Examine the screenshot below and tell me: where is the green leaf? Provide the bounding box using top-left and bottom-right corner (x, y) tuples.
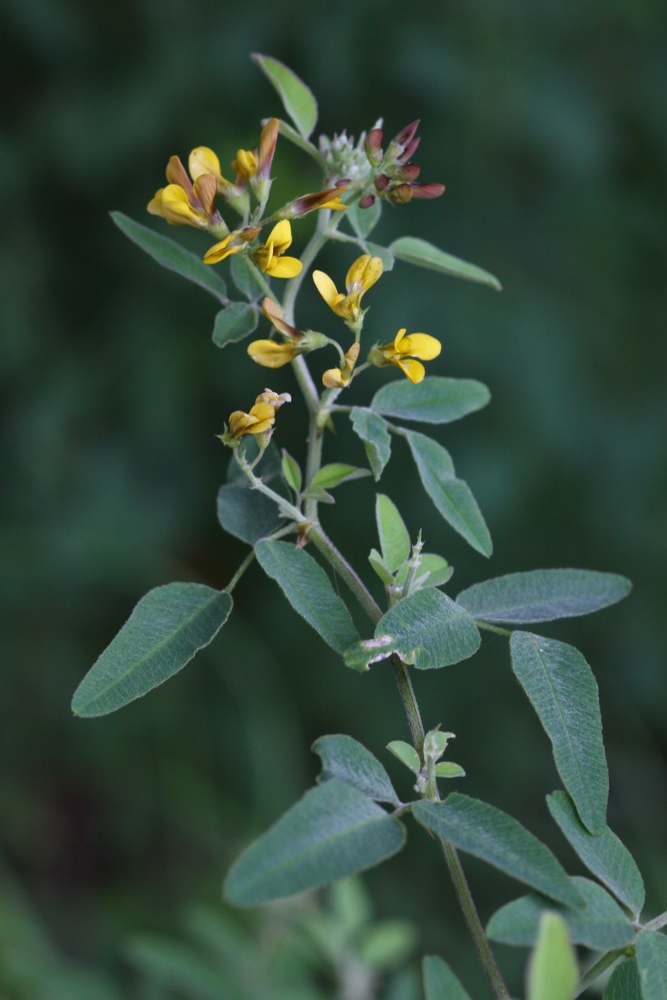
(369, 548), (395, 585)
(226, 438), (281, 483)
(313, 734), (399, 805)
(636, 931), (667, 1000)
(387, 740), (421, 775)
(366, 241), (395, 272)
(216, 483), (283, 545)
(372, 377), (491, 425)
(251, 53), (318, 138)
(311, 463), (372, 489)
(229, 254), (269, 302)
(223, 778), (406, 906)
(406, 431), (492, 557)
(487, 877), (635, 950)
(126, 937), (226, 1000)
(527, 912), (578, 1000)
(376, 494), (411, 573)
(413, 794), (584, 908)
(457, 569), (632, 624)
(302, 484), (336, 504)
(350, 408), (392, 480)
(344, 589), (480, 673)
(435, 762), (465, 778)
(360, 921), (417, 969)
(603, 959), (642, 999)
(390, 236), (502, 290)
(255, 540), (360, 654)
(395, 554), (453, 589)
(72, 585), (233, 717)
(422, 955), (472, 1000)
(211, 302), (258, 347)
(271, 117), (322, 160)
(547, 791), (645, 914)
(510, 633), (609, 835)
(347, 197), (382, 239)
(281, 450), (302, 493)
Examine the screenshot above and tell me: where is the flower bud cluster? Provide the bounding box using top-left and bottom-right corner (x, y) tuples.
(361, 120), (445, 208)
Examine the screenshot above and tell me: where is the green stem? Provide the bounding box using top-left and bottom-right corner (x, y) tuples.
(308, 525), (382, 625)
(391, 655), (425, 756)
(476, 621), (512, 638)
(572, 948), (630, 998)
(644, 910), (667, 931)
(224, 550), (255, 594)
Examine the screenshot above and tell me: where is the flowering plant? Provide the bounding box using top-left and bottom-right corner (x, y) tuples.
(71, 54), (664, 999)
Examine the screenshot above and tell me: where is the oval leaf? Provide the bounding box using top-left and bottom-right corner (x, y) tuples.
(387, 740), (421, 775)
(406, 431), (492, 557)
(372, 377), (491, 425)
(230, 254), (269, 302)
(255, 540), (360, 654)
(311, 464), (371, 489)
(487, 877), (635, 950)
(395, 554), (453, 589)
(547, 791), (645, 914)
(422, 956), (472, 1000)
(313, 734), (399, 804)
(603, 958), (642, 1000)
(212, 303), (258, 347)
(251, 53), (318, 138)
(217, 483), (283, 545)
(376, 494), (411, 573)
(111, 212), (228, 303)
(457, 569), (632, 624)
(413, 794), (583, 908)
(527, 913), (578, 1000)
(390, 236), (501, 290)
(224, 779), (406, 906)
(72, 585), (233, 717)
(510, 633), (609, 835)
(350, 408), (392, 480)
(635, 931), (667, 1000)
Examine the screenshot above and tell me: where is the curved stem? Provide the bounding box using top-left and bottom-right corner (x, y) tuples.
(308, 524), (383, 625)
(573, 948), (630, 998)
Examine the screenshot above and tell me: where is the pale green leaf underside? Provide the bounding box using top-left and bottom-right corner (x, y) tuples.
(255, 540), (360, 654)
(72, 584), (233, 717)
(603, 958), (642, 999)
(387, 740), (421, 775)
(230, 254), (268, 302)
(111, 212), (228, 304)
(510, 632), (609, 835)
(311, 463), (371, 489)
(372, 377), (490, 425)
(376, 494), (411, 573)
(457, 569), (632, 624)
(313, 734), (399, 805)
(347, 197), (382, 239)
(252, 53), (318, 138)
(217, 483), (283, 545)
(212, 303), (258, 347)
(390, 236), (502, 290)
(223, 779), (406, 906)
(527, 913), (578, 1000)
(422, 955), (472, 1000)
(487, 876), (635, 950)
(350, 408), (392, 480)
(636, 931), (667, 1000)
(547, 791), (645, 914)
(413, 794), (583, 908)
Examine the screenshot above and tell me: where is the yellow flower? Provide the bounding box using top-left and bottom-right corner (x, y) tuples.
(232, 148), (258, 182)
(252, 221), (302, 278)
(188, 146), (236, 199)
(322, 343), (361, 389)
(313, 255), (383, 322)
(247, 341), (302, 368)
(372, 328), (441, 384)
(203, 226), (262, 265)
(224, 389), (291, 444)
(147, 183), (210, 229)
(261, 298), (303, 340)
(286, 185), (350, 217)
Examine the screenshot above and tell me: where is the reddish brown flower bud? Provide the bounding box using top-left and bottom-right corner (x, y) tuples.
(258, 118), (279, 181)
(336, 178), (351, 187)
(359, 194), (376, 209)
(364, 128), (384, 166)
(393, 120), (420, 147)
(374, 174), (390, 192)
(386, 183), (414, 204)
(392, 163), (421, 182)
(166, 155), (198, 206)
(192, 172), (218, 217)
(411, 183), (445, 199)
(239, 226), (263, 240)
(397, 137), (421, 163)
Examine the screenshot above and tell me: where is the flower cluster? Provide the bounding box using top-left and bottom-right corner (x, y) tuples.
(220, 389), (291, 448)
(363, 121), (445, 207)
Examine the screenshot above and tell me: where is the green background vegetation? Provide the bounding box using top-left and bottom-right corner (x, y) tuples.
(1, 0), (666, 995)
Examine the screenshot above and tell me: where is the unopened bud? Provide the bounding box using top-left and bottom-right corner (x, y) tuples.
(359, 194), (376, 209)
(386, 183), (414, 204)
(364, 128), (384, 167)
(391, 163), (421, 183)
(411, 183), (445, 199)
(374, 174), (390, 192)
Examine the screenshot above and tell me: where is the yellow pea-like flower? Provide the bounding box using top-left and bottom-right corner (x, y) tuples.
(247, 340), (302, 369)
(252, 221), (302, 279)
(232, 148), (259, 182)
(312, 254), (383, 322)
(228, 402), (276, 438)
(373, 328), (441, 384)
(147, 184), (209, 229)
(322, 343), (361, 389)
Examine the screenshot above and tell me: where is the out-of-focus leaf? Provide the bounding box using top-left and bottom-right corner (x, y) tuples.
(111, 212), (228, 303)
(527, 913), (578, 1000)
(350, 408), (392, 480)
(212, 302), (258, 347)
(413, 794), (583, 908)
(347, 197), (382, 238)
(125, 936), (226, 1000)
(510, 633), (608, 835)
(603, 959), (642, 999)
(422, 955), (472, 1000)
(224, 779), (406, 905)
(372, 377), (490, 425)
(252, 53), (318, 138)
(390, 236), (501, 290)
(312, 734), (399, 804)
(635, 931), (667, 1000)
(281, 450), (302, 493)
(360, 921), (417, 969)
(71, 585), (232, 717)
(217, 483), (284, 545)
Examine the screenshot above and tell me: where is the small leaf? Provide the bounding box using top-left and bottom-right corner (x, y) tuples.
(487, 877), (636, 950)
(395, 554), (453, 589)
(350, 408), (392, 480)
(110, 212), (228, 304)
(217, 483), (283, 545)
(390, 236), (501, 290)
(369, 549), (395, 586)
(457, 569), (632, 624)
(126, 936), (227, 1000)
(547, 791), (645, 914)
(527, 912), (578, 1000)
(347, 197), (383, 239)
(422, 955), (472, 1000)
(229, 254), (270, 302)
(251, 53), (318, 138)
(223, 779), (406, 905)
(212, 303), (258, 347)
(255, 540), (360, 654)
(376, 494), (411, 573)
(344, 589), (480, 672)
(413, 794), (584, 908)
(387, 740), (421, 775)
(635, 931), (667, 1000)
(360, 921), (417, 969)
(603, 959), (642, 1000)
(281, 450), (302, 493)
(510, 633), (609, 835)
(302, 485), (335, 504)
(311, 463), (372, 489)
(435, 762), (465, 778)
(72, 585), (233, 717)
(406, 431), (492, 557)
(372, 377), (491, 425)
(366, 242), (394, 272)
(313, 734), (399, 804)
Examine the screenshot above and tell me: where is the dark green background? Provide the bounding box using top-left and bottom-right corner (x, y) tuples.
(1, 0), (666, 995)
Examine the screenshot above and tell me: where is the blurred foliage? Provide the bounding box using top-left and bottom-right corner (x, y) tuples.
(1, 0), (666, 996)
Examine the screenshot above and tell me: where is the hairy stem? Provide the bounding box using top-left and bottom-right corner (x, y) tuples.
(644, 910), (667, 931)
(572, 948), (630, 997)
(308, 525), (383, 625)
(224, 550), (255, 594)
(391, 655), (425, 755)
